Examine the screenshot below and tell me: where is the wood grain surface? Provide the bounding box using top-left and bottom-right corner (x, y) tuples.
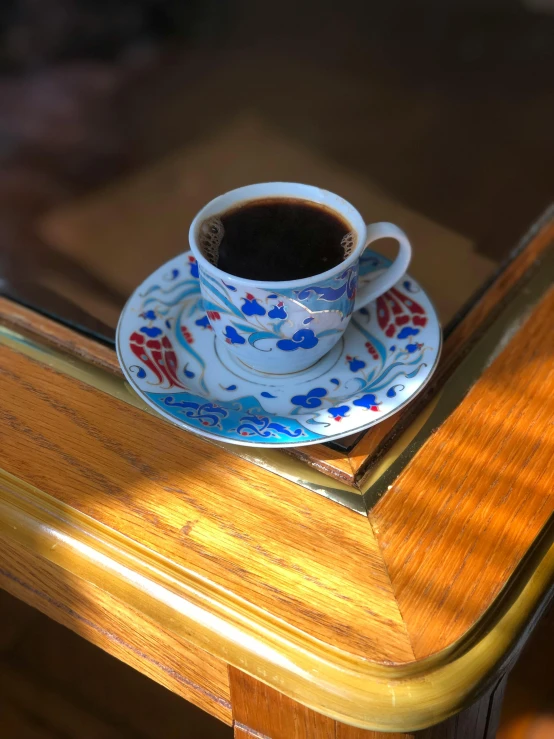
(0, 296), (120, 377)
(371, 287), (554, 658)
(230, 668), (507, 738)
(230, 667), (336, 738)
(0, 533), (233, 723)
(0, 345), (411, 664)
(349, 210), (554, 483)
(0, 233), (553, 731)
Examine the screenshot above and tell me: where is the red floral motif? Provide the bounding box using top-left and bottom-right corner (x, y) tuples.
(129, 332), (187, 389)
(181, 325), (194, 344)
(376, 287), (427, 338)
(365, 341), (379, 360)
(207, 310), (220, 321)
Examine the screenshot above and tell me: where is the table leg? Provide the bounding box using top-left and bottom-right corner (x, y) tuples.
(229, 667), (508, 739)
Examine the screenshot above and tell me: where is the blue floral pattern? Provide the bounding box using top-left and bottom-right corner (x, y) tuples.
(268, 303), (287, 319)
(223, 326), (246, 345)
(276, 329), (319, 351)
(241, 294), (266, 316)
(291, 388), (327, 408)
(146, 393), (319, 442)
(328, 405), (350, 421)
(198, 266), (357, 360)
(163, 397), (227, 428)
(346, 356), (366, 372)
(235, 415), (306, 439)
(294, 266), (357, 310)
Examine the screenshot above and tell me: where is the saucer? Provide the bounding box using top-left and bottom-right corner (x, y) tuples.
(116, 250), (442, 447)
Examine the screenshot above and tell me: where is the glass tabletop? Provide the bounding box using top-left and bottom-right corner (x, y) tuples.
(1, 1), (553, 352)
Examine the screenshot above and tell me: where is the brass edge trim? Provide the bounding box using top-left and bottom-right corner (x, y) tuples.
(362, 242), (554, 508)
(0, 469), (553, 732)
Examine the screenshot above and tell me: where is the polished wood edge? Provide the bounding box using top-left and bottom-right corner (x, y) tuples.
(229, 666), (336, 737)
(369, 283), (554, 659)
(0, 319), (367, 515)
(352, 208), (554, 485)
(0, 292), (361, 486)
(1, 468), (553, 732)
(0, 535), (233, 724)
(361, 243), (554, 508)
(233, 723), (271, 738)
(230, 667), (508, 738)
(283, 445), (356, 485)
(0, 296), (121, 377)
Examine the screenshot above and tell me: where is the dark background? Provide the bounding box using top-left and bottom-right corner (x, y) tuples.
(0, 0), (552, 337)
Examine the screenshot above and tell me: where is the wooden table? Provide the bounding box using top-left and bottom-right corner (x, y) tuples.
(0, 211), (552, 738)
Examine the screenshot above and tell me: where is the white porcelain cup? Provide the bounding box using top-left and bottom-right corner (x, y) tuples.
(189, 182), (412, 374)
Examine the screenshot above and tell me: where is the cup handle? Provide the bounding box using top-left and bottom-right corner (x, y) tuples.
(354, 222), (412, 311)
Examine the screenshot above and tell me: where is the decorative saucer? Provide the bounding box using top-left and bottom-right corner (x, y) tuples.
(116, 251), (442, 447)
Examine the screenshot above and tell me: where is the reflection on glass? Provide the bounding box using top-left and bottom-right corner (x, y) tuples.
(0, 1), (552, 339)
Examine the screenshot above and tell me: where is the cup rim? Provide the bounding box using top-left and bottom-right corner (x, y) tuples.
(188, 182), (368, 290)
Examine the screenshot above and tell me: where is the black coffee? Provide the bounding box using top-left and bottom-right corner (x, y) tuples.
(209, 197), (351, 281)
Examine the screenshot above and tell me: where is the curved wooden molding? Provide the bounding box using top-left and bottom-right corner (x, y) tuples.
(0, 466), (552, 732)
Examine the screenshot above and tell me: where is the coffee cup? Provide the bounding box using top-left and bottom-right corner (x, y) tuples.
(189, 182), (412, 374)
